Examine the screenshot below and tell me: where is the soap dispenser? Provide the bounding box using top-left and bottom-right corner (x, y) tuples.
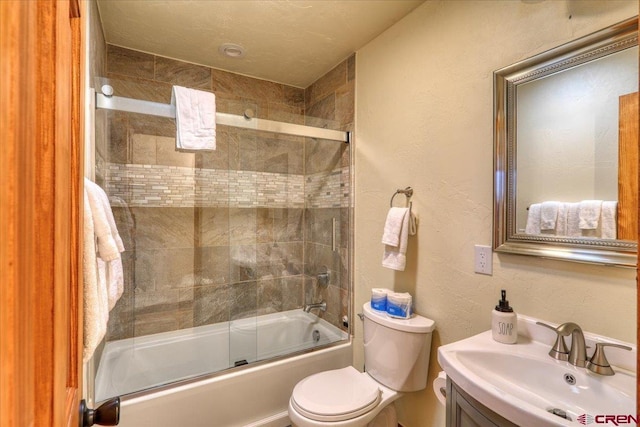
(492, 290), (517, 344)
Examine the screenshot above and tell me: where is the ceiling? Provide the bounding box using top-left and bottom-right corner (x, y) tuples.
(96, 0), (425, 88)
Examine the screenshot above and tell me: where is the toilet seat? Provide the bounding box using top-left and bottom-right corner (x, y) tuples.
(291, 366), (381, 422)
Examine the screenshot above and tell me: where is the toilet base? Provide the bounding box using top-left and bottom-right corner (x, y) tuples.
(366, 403), (397, 427)
(288, 373), (401, 427)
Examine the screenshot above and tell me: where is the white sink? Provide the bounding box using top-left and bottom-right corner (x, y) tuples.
(438, 316), (636, 426)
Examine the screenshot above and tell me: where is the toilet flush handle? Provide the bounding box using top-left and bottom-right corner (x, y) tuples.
(357, 313), (364, 321)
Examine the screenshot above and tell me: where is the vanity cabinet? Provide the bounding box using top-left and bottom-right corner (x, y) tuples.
(446, 379), (518, 427)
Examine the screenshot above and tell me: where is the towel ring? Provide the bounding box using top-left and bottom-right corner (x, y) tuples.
(390, 187), (413, 208)
(389, 187), (417, 235)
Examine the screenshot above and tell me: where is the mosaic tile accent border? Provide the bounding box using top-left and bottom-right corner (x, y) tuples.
(102, 163), (349, 208)
(305, 168), (350, 208)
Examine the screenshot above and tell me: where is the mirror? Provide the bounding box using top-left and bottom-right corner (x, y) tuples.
(494, 18), (638, 267)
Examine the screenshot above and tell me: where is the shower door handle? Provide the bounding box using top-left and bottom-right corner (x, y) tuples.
(80, 397), (120, 426)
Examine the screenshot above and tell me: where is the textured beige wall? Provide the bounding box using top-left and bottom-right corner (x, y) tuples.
(354, 1), (637, 426)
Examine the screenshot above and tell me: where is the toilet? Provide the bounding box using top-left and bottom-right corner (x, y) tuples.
(288, 302), (435, 427)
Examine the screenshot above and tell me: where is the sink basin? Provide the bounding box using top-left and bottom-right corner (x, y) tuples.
(438, 316), (636, 426)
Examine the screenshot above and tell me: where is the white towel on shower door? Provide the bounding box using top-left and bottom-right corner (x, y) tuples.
(172, 85), (216, 151)
(83, 186), (108, 363)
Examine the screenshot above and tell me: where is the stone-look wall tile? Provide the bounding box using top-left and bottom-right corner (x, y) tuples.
(303, 279), (341, 327)
(154, 56), (212, 90)
(133, 286), (181, 322)
(284, 86), (305, 108)
(340, 208), (350, 249)
(335, 80), (355, 129)
(100, 46), (353, 338)
(280, 208), (304, 242)
(282, 276), (305, 311)
(107, 45), (154, 80)
(134, 311), (181, 337)
(229, 130), (257, 172)
(230, 245), (257, 283)
(324, 284), (342, 328)
(230, 281), (257, 320)
(229, 208), (256, 244)
(193, 285), (231, 326)
(305, 61), (347, 109)
(89, 0), (105, 87)
(198, 129), (231, 170)
(212, 69), (285, 103)
(107, 111), (130, 164)
(257, 278), (283, 315)
(256, 137), (304, 175)
(305, 208), (341, 247)
(193, 246), (231, 286)
(106, 284), (134, 340)
(156, 136), (195, 168)
(132, 207), (195, 249)
(132, 134), (157, 165)
(305, 139), (343, 175)
(128, 113), (175, 138)
(341, 140), (351, 168)
(304, 242), (341, 288)
(177, 309), (195, 330)
(133, 289), (182, 312)
(339, 248), (349, 292)
(134, 248), (196, 291)
(256, 242), (303, 279)
(305, 93), (337, 130)
(196, 207), (230, 246)
(95, 110), (108, 164)
(257, 208), (303, 243)
(131, 249), (154, 293)
(267, 102), (304, 125)
(216, 99), (258, 117)
(256, 208), (275, 243)
(303, 276), (316, 306)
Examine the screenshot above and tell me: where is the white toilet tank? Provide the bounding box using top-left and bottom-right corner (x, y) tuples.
(363, 302), (435, 392)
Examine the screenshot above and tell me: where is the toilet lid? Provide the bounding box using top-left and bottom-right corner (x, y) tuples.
(291, 366), (381, 422)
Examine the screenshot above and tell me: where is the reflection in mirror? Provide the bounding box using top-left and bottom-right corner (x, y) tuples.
(494, 18), (638, 267)
(516, 46), (638, 239)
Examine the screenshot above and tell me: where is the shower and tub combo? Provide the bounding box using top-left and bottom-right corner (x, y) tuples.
(88, 48), (354, 426)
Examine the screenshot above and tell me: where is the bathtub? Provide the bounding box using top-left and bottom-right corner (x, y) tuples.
(95, 309), (352, 427)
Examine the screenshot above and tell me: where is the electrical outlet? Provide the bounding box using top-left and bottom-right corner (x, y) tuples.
(474, 245), (493, 275)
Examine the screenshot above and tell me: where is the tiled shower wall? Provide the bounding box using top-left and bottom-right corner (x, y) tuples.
(96, 45), (353, 340)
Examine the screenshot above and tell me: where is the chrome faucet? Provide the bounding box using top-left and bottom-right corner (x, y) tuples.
(537, 321), (587, 367)
(558, 322), (588, 367)
(538, 321), (632, 375)
(303, 301), (327, 313)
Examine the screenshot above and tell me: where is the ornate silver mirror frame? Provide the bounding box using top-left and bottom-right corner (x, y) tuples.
(493, 17), (638, 267)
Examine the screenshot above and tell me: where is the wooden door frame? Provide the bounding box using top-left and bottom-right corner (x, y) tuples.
(0, 1), (84, 426)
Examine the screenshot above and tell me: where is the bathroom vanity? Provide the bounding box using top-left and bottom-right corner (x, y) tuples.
(438, 315), (636, 427)
(446, 379), (517, 427)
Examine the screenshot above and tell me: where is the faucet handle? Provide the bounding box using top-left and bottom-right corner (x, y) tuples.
(536, 322), (569, 361)
(586, 342), (632, 376)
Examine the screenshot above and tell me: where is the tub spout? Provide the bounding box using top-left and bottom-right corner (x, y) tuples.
(304, 301), (327, 313)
